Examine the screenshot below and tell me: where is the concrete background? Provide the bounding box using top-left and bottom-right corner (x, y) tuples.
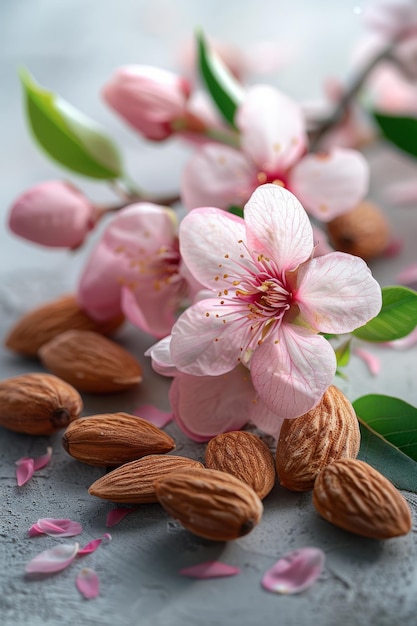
(1, 1), (417, 625)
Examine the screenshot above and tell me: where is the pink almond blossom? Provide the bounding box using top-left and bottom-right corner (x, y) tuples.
(170, 185), (382, 419)
(77, 203), (200, 338)
(181, 85), (369, 222)
(8, 181), (98, 248)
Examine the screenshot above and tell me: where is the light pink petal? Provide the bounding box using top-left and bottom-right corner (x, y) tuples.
(289, 149), (369, 222)
(106, 507), (137, 527)
(35, 518), (83, 538)
(244, 185), (313, 271)
(237, 85), (306, 173)
(386, 180), (417, 205)
(179, 561), (240, 578)
(33, 447), (53, 471)
(145, 336), (178, 377)
(121, 284), (178, 339)
(250, 325), (336, 419)
(294, 252), (382, 334)
(169, 367), (252, 441)
(179, 207), (250, 292)
(15, 458), (35, 487)
(28, 524), (44, 537)
(181, 143), (255, 211)
(133, 404), (174, 428)
(262, 547), (325, 594)
(383, 237), (403, 258)
(396, 263), (417, 285)
(25, 543), (79, 574)
(312, 225), (333, 257)
(78, 533), (112, 555)
(353, 347), (381, 376)
(248, 396), (285, 439)
(170, 299), (247, 376)
(76, 568), (100, 599)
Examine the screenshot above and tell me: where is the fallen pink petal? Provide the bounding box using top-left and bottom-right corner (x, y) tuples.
(395, 263), (417, 285)
(15, 457), (35, 487)
(28, 523), (44, 537)
(133, 404), (174, 428)
(31, 518), (83, 538)
(179, 561), (241, 579)
(25, 542), (80, 574)
(261, 547), (325, 594)
(78, 533), (112, 555)
(33, 447), (53, 471)
(106, 507), (137, 527)
(76, 567), (100, 599)
(353, 347), (381, 376)
(385, 326), (417, 350)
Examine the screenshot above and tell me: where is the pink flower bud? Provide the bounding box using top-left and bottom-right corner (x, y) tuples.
(8, 181), (97, 248)
(102, 65), (191, 141)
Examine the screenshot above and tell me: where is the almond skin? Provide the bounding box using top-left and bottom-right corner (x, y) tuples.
(5, 294), (124, 357)
(39, 330), (142, 393)
(88, 455), (204, 503)
(0, 373), (83, 435)
(276, 385), (360, 492)
(155, 467), (263, 541)
(62, 412), (175, 466)
(205, 431), (276, 499)
(313, 458), (412, 539)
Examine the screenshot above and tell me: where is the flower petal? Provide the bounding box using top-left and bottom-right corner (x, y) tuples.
(133, 404), (174, 428)
(105, 507), (137, 527)
(78, 533), (112, 555)
(169, 368), (251, 441)
(262, 547), (325, 594)
(396, 263), (417, 285)
(250, 325), (336, 419)
(35, 518), (83, 538)
(25, 543), (79, 574)
(145, 336), (177, 377)
(237, 85), (306, 172)
(179, 561), (240, 578)
(294, 252), (382, 334)
(181, 143), (255, 211)
(76, 567), (100, 599)
(15, 458), (35, 487)
(289, 149), (369, 222)
(121, 284), (178, 339)
(248, 396), (285, 439)
(244, 185), (313, 271)
(33, 447), (53, 471)
(353, 347), (381, 376)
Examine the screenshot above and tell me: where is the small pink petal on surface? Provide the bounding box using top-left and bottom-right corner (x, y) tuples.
(386, 180), (417, 205)
(133, 404), (174, 428)
(78, 533), (112, 555)
(383, 237), (403, 258)
(396, 263), (417, 285)
(353, 347), (381, 376)
(106, 507), (137, 527)
(33, 447), (53, 471)
(33, 518), (83, 538)
(179, 561), (240, 579)
(25, 542), (79, 574)
(15, 457), (35, 487)
(385, 326), (417, 350)
(76, 567), (100, 599)
(28, 524), (44, 537)
(262, 547), (325, 594)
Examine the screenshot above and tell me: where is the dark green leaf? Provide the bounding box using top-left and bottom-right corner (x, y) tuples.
(353, 394), (417, 461)
(352, 285), (417, 342)
(334, 339), (351, 368)
(373, 111), (417, 160)
(20, 69), (123, 179)
(358, 420), (417, 492)
(227, 205), (244, 218)
(196, 31), (243, 127)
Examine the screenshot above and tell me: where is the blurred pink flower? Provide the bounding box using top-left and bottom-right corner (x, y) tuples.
(170, 185), (382, 419)
(363, 0), (417, 40)
(181, 85), (369, 222)
(77, 203), (198, 338)
(8, 181), (97, 248)
(102, 65), (192, 141)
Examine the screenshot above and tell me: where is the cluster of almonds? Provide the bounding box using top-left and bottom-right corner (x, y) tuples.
(0, 294), (412, 543)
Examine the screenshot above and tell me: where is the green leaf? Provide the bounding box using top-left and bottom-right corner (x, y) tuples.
(20, 69), (123, 179)
(373, 111), (417, 160)
(227, 205), (244, 218)
(353, 394), (417, 461)
(196, 31), (244, 127)
(334, 339), (351, 368)
(358, 421), (417, 492)
(352, 285), (417, 342)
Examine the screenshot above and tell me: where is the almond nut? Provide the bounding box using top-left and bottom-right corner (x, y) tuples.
(205, 431), (276, 499)
(155, 467), (263, 541)
(88, 454), (204, 503)
(0, 373), (83, 435)
(62, 412), (175, 466)
(5, 294), (124, 356)
(312, 458), (412, 539)
(276, 385), (360, 491)
(39, 330), (142, 393)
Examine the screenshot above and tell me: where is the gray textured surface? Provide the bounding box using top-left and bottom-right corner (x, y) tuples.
(1, 2), (417, 625)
